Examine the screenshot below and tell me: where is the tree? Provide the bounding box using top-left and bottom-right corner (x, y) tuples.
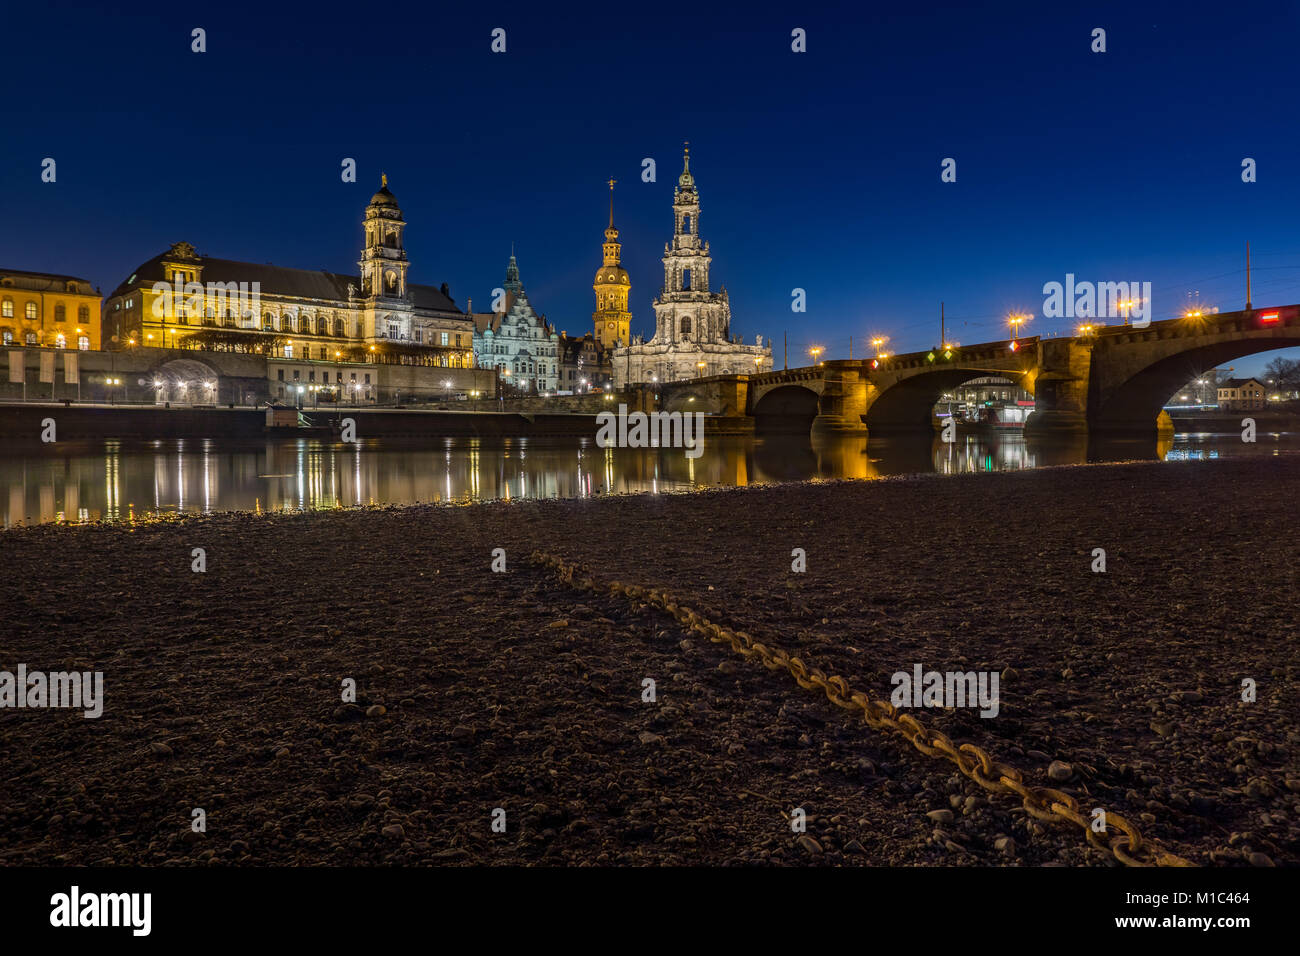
(1263, 356), (1300, 395)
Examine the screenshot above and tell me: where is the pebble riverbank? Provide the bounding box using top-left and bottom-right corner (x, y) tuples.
(0, 457), (1296, 866)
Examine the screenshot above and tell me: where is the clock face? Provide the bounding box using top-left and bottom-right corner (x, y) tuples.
(607, 322), (615, 330)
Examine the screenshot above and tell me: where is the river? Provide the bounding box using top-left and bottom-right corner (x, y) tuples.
(2, 430), (1296, 526)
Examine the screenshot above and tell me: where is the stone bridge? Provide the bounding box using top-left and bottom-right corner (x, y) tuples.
(653, 305), (1300, 438)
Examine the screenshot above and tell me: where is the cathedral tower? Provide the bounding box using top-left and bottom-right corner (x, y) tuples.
(592, 178), (631, 349)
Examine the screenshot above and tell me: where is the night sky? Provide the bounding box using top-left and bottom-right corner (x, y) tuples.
(6, 0), (1300, 376)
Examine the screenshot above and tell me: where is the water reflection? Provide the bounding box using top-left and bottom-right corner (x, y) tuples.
(1, 429), (1295, 526)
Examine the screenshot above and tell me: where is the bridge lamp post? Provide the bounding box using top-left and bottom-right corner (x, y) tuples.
(696, 361), (706, 378)
(810, 346), (823, 366)
(1008, 314), (1028, 340)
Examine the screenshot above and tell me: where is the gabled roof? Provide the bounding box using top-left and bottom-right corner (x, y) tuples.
(1219, 377), (1265, 389)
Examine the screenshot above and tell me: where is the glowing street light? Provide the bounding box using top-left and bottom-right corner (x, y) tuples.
(1008, 313), (1029, 339)
(810, 346), (823, 365)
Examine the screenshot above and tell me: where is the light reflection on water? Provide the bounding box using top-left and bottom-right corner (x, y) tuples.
(1, 430), (1296, 526)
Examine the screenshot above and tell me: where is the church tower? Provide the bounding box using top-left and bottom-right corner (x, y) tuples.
(654, 144), (728, 346)
(358, 174), (413, 342)
(592, 178), (631, 349)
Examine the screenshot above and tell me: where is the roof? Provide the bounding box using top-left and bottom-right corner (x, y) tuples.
(1219, 377), (1264, 388)
(108, 250), (460, 314)
(1, 268), (98, 292)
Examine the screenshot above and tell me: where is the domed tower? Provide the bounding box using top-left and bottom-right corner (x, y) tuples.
(356, 174), (415, 344)
(359, 174), (409, 301)
(592, 178), (631, 349)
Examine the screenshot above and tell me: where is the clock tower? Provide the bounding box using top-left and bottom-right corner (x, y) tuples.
(592, 178), (631, 349)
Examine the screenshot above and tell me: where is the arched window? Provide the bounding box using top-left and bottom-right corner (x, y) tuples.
(263, 312), (272, 330)
(680, 316), (692, 337)
(335, 317), (345, 337)
(682, 213), (691, 234)
(26, 331), (38, 345)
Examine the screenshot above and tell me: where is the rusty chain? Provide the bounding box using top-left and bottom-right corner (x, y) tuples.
(530, 550), (1193, 867)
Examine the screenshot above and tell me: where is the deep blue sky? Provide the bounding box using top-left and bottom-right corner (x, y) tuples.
(6, 0), (1300, 376)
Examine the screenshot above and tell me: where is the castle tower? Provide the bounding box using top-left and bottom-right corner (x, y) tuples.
(592, 178), (631, 349)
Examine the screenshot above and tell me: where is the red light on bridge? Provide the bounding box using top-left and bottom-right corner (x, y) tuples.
(1259, 311), (1280, 325)
(871, 359), (879, 368)
(1008, 340), (1019, 352)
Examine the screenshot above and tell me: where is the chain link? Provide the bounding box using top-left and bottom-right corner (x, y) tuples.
(532, 551), (1194, 867)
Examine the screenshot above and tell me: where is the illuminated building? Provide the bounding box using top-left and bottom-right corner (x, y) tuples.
(102, 177), (475, 368)
(0, 269), (101, 350)
(470, 254), (559, 393)
(613, 146), (771, 385)
(592, 178), (631, 349)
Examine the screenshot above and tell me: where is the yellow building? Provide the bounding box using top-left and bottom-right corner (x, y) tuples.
(0, 269), (102, 350)
(102, 178), (475, 368)
(592, 178), (631, 349)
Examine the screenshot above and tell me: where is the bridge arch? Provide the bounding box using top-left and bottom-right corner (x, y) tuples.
(752, 383), (821, 434)
(1091, 335), (1300, 431)
(865, 368), (1034, 432)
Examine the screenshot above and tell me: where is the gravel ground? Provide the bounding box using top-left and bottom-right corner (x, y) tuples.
(0, 456), (1296, 866)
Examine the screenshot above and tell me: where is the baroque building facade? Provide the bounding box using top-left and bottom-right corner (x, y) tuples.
(103, 177), (476, 369)
(0, 269), (101, 350)
(470, 254), (560, 393)
(613, 148), (771, 386)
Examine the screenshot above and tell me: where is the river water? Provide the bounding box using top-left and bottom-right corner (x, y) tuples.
(2, 430), (1296, 526)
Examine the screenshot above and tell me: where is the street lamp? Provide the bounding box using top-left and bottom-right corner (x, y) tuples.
(1008, 314), (1029, 339)
(810, 346), (823, 366)
(696, 361), (706, 377)
(754, 355), (763, 373)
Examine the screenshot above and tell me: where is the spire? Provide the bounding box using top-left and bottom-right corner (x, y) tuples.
(607, 177), (617, 228)
(677, 141), (696, 192)
(381, 173), (388, 188)
(505, 250), (521, 287)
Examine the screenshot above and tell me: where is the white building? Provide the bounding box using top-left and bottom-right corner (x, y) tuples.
(471, 255), (560, 393)
(613, 147), (771, 386)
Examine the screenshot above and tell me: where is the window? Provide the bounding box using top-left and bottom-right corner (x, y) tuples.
(25, 332), (37, 345)
(284, 344), (293, 358)
(1, 299), (11, 317)
(277, 369), (284, 381)
(55, 304), (66, 322)
(25, 302), (37, 320)
(413, 330), (422, 343)
(319, 347), (327, 360)
(77, 336), (89, 351)
(1, 331), (10, 345)
(309, 371), (316, 382)
(364, 373), (370, 384)
(387, 322), (399, 338)
(680, 316), (692, 336)
(293, 369), (300, 380)
(441, 331), (449, 346)
(683, 269), (691, 291)
(79, 305), (89, 323)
